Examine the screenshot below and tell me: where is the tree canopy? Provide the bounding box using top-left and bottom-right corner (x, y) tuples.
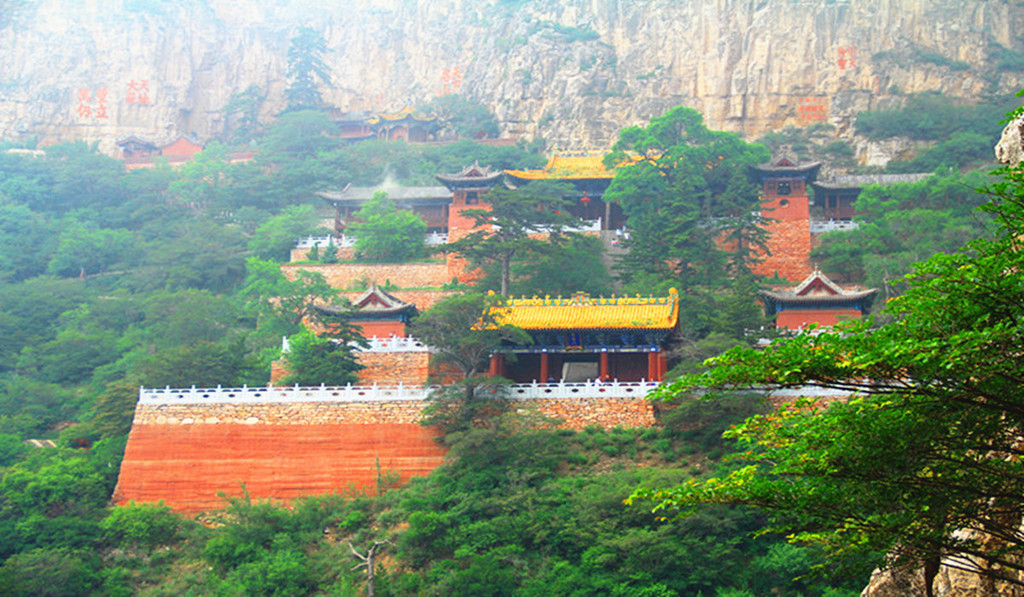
(442, 180), (578, 296)
(348, 191), (428, 262)
(603, 106), (770, 290)
(633, 163), (1024, 591)
(285, 27), (331, 111)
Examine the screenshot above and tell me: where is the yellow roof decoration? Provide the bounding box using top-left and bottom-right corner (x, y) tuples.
(490, 289), (679, 330)
(505, 152), (619, 181)
(366, 104), (436, 124)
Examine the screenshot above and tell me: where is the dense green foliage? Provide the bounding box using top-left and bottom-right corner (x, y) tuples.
(604, 107), (770, 291)
(855, 93), (1016, 148)
(812, 169), (994, 294)
(637, 164), (1024, 590)
(349, 191), (428, 262)
(442, 180), (579, 295)
(285, 27), (332, 111)
(0, 107), (553, 591)
(0, 399), (864, 595)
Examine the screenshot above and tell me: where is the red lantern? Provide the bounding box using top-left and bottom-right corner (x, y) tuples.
(580, 195), (591, 204)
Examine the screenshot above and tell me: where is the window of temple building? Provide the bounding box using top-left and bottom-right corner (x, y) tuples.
(777, 181), (792, 195)
(465, 191), (479, 205)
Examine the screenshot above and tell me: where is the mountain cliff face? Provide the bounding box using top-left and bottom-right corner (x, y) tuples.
(1, 0), (1022, 157)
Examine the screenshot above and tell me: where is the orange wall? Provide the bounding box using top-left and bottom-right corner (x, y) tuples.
(356, 320), (407, 338)
(114, 423), (446, 513)
(161, 137), (203, 157)
(776, 308), (862, 330)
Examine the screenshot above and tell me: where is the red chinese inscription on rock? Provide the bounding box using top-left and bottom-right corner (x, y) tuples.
(126, 79), (151, 105)
(797, 97), (828, 122)
(837, 46), (857, 70)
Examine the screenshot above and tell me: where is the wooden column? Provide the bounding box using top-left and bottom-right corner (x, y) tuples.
(656, 352), (667, 381)
(647, 352), (658, 381)
(600, 352), (609, 381)
(489, 354), (500, 377)
(539, 353), (549, 383)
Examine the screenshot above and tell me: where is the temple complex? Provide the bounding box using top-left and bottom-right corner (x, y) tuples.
(760, 269), (877, 330)
(330, 105), (441, 143)
(505, 152), (626, 231)
(488, 289), (678, 383)
(115, 134), (253, 170)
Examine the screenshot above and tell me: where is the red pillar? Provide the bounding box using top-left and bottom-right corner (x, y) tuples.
(489, 354), (500, 377)
(540, 353), (549, 383)
(656, 352), (667, 381)
(600, 352), (609, 381)
(647, 352), (657, 381)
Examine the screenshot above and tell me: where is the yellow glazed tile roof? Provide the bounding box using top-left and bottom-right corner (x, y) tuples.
(366, 104), (436, 124)
(505, 153), (618, 180)
(491, 289), (679, 330)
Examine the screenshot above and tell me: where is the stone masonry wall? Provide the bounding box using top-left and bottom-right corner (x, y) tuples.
(753, 219), (813, 282)
(357, 352), (432, 385)
(282, 262), (453, 291)
(128, 395), (654, 429)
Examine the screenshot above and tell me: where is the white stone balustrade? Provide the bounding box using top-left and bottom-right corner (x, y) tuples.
(295, 232), (449, 249)
(531, 218), (602, 234)
(138, 379), (661, 405)
(357, 336), (432, 353)
(282, 336), (432, 354)
(810, 219), (860, 234)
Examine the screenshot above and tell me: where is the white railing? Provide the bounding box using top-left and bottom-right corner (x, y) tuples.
(359, 336), (432, 353)
(810, 219), (859, 234)
(138, 379), (661, 405)
(295, 235), (352, 249)
(295, 232), (449, 250)
(282, 336), (432, 354)
(532, 218), (602, 234)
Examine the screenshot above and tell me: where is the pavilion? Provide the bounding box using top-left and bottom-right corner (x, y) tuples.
(488, 289), (679, 383)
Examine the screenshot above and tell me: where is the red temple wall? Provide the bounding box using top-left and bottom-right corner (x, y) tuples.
(114, 396), (656, 513)
(356, 320), (407, 338)
(776, 308), (863, 330)
(160, 137), (203, 157)
(752, 218), (813, 282)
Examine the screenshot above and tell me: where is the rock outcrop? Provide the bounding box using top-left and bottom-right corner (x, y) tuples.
(2, 0), (1023, 156)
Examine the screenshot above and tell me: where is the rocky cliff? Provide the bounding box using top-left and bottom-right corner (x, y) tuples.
(1, 0), (1023, 156)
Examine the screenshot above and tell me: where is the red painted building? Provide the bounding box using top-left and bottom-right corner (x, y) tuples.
(750, 158), (822, 282)
(760, 270), (877, 330)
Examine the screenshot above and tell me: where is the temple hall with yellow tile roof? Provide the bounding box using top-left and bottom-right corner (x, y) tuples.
(487, 289), (679, 383)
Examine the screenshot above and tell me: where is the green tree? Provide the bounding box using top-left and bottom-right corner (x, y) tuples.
(46, 222), (133, 277)
(812, 169), (993, 291)
(285, 27), (331, 111)
(408, 293), (529, 430)
(443, 180), (577, 296)
(633, 162), (1024, 590)
(409, 293), (528, 381)
(221, 84), (265, 145)
(248, 204), (323, 261)
(348, 191), (427, 262)
(280, 329), (363, 386)
(604, 107), (770, 289)
(167, 142), (236, 214)
(423, 95), (501, 139)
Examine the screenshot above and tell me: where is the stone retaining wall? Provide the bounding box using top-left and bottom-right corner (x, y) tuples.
(115, 394), (656, 512)
(282, 262), (454, 290)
